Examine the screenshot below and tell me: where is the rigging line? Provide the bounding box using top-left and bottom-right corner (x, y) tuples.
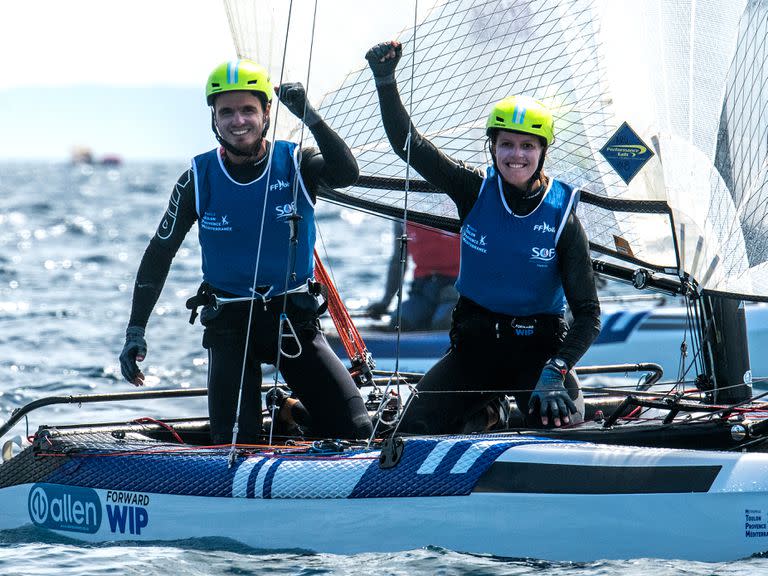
(688, 0), (697, 148)
(672, 296), (696, 385)
(268, 0), (320, 447)
(369, 0), (420, 447)
(228, 0), (296, 462)
(687, 294), (706, 380)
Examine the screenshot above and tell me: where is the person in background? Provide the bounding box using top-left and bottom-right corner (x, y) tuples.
(119, 59), (372, 444)
(368, 221), (460, 331)
(366, 41), (601, 432)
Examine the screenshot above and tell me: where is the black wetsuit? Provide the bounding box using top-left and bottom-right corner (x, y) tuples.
(127, 122), (373, 443)
(374, 82), (602, 434)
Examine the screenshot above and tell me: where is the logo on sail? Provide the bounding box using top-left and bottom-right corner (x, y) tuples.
(599, 122), (654, 184)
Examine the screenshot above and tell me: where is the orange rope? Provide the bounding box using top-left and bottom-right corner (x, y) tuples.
(132, 417), (184, 444)
(313, 249), (374, 383)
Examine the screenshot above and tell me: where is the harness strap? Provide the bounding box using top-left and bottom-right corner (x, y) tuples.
(185, 280), (326, 324)
(185, 283), (214, 325)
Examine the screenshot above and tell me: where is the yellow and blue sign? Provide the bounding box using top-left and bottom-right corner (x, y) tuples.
(600, 122), (654, 184)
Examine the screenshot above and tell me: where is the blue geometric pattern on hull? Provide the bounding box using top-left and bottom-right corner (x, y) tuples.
(40, 436), (567, 499)
(351, 437), (563, 498)
(44, 453), (237, 497)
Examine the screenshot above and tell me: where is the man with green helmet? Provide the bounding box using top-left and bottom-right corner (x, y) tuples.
(366, 41), (601, 433)
(204, 60), (275, 159)
(119, 58), (373, 444)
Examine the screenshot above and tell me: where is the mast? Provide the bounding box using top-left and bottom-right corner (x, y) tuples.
(701, 295), (752, 404)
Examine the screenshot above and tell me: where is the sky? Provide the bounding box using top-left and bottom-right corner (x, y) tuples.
(0, 0), (429, 161)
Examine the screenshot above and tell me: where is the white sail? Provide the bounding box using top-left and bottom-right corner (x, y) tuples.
(223, 0), (768, 301)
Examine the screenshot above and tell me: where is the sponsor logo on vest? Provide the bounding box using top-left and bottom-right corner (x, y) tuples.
(461, 224), (488, 254)
(533, 221), (555, 233)
(531, 247), (556, 262)
(512, 322), (535, 336)
(105, 490), (150, 535)
(275, 202), (297, 220)
(269, 179), (291, 192)
(201, 211), (233, 232)
(28, 483), (102, 534)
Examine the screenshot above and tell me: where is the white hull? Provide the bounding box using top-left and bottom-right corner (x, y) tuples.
(4, 437), (768, 561)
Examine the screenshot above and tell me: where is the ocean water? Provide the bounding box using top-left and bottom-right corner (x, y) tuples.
(0, 161), (766, 575)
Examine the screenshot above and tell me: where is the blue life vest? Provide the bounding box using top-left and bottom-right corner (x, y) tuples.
(192, 141), (315, 296)
(455, 167), (579, 316)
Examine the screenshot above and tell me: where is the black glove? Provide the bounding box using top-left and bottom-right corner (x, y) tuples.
(276, 82), (320, 126)
(528, 359), (577, 427)
(367, 300), (391, 318)
(365, 41), (402, 85)
(119, 326), (147, 386)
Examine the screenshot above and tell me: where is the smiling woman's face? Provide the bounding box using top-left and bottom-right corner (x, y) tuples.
(492, 130), (544, 188)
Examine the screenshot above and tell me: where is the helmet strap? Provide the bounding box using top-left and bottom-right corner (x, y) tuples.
(529, 144), (548, 189)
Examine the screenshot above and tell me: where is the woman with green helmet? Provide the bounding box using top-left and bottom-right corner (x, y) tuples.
(366, 41), (601, 433)
(119, 58), (373, 444)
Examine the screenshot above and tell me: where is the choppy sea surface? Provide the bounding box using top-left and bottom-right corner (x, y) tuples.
(0, 161), (766, 575)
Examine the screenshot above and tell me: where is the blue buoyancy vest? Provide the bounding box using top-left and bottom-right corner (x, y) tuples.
(192, 141), (315, 297)
(455, 167), (579, 316)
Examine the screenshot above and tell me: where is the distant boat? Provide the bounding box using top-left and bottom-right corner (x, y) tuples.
(98, 154), (123, 167)
(70, 146), (123, 167)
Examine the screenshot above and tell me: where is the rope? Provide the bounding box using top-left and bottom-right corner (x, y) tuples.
(368, 0), (420, 446)
(131, 417), (184, 444)
(229, 0), (298, 464)
(267, 0), (320, 446)
(313, 249), (374, 383)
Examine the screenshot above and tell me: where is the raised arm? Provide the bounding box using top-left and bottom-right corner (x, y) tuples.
(276, 82), (359, 193)
(365, 41), (484, 211)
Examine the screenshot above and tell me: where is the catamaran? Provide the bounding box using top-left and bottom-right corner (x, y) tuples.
(2, 0), (768, 562)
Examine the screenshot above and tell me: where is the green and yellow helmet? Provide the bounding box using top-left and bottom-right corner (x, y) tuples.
(485, 95), (554, 145)
(205, 59), (274, 106)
